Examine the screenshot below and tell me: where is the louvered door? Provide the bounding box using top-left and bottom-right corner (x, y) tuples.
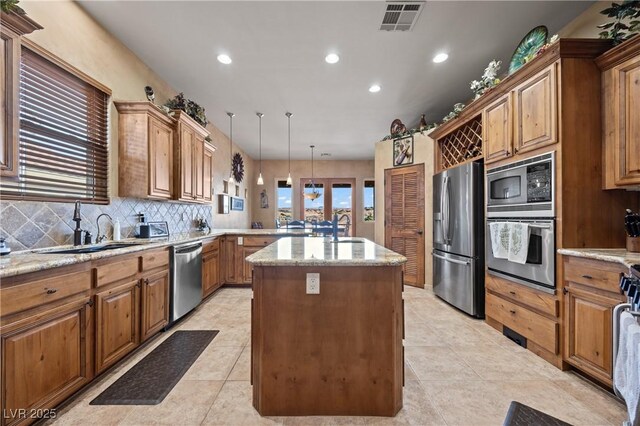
(385, 165), (425, 287)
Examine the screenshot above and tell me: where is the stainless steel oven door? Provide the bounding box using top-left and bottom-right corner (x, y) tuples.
(486, 218), (555, 293)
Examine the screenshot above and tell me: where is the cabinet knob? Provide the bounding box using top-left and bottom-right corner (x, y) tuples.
(509, 310), (516, 315)
(581, 274), (593, 280)
(144, 278), (150, 285)
(509, 291), (516, 295)
(46, 288), (57, 294)
(563, 287), (569, 295)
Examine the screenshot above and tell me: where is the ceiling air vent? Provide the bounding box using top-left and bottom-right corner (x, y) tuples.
(379, 1), (425, 32)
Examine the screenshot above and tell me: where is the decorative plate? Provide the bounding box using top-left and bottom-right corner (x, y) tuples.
(509, 26), (548, 75)
(231, 152), (244, 183)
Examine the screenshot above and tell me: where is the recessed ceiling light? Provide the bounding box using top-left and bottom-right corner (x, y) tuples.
(433, 53), (448, 63)
(217, 54), (232, 65)
(369, 84), (381, 93)
(325, 53), (340, 64)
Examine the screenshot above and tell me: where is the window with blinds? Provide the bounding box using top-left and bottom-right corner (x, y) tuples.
(1, 46), (110, 203)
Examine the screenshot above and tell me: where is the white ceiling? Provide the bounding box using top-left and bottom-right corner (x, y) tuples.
(79, 1), (593, 160)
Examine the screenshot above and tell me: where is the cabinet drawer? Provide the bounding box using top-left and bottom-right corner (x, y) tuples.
(563, 256), (626, 293)
(486, 292), (558, 354)
(203, 238), (220, 254)
(95, 257), (139, 287)
(141, 249), (169, 272)
(244, 236), (278, 247)
(486, 274), (558, 318)
(1, 269), (92, 317)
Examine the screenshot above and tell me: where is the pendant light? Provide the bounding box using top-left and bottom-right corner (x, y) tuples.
(256, 112), (264, 186)
(285, 112), (293, 186)
(227, 112), (235, 184)
(303, 145), (321, 200)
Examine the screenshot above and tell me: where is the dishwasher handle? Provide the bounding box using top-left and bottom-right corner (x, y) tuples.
(174, 242), (202, 255)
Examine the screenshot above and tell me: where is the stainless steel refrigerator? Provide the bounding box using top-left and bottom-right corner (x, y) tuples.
(432, 161), (485, 318)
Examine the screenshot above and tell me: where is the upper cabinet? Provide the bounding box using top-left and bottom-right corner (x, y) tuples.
(115, 103), (215, 203)
(598, 36), (640, 189)
(0, 11), (42, 177)
(174, 111), (212, 203)
(482, 93), (513, 164)
(116, 102), (175, 200)
(433, 39), (610, 171)
(513, 63), (558, 155)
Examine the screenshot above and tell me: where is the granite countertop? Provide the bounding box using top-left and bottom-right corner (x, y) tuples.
(0, 229), (312, 279)
(558, 248), (640, 269)
(245, 237), (407, 267)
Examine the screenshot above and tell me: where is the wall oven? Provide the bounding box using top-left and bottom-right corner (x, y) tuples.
(486, 152), (554, 218)
(486, 218), (555, 292)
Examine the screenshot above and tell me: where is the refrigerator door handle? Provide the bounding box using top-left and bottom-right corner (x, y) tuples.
(433, 252), (470, 266)
(443, 176), (451, 244)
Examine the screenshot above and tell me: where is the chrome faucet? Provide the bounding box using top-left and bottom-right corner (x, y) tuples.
(96, 213), (113, 244)
(73, 201), (83, 246)
(331, 213), (352, 242)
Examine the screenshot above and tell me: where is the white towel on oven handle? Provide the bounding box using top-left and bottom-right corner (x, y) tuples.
(507, 222), (530, 264)
(614, 312), (640, 426)
(489, 222), (509, 259)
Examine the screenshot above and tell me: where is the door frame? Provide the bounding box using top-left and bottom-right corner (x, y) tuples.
(299, 177), (356, 235)
(384, 163), (426, 287)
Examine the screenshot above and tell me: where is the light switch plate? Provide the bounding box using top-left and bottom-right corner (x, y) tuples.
(238, 236), (244, 246)
(306, 273), (320, 294)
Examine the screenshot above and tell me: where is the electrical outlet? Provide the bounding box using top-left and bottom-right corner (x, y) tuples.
(306, 273), (320, 294)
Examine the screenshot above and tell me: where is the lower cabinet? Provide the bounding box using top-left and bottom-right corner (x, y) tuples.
(242, 246), (261, 284)
(562, 255), (626, 387)
(141, 269), (170, 342)
(223, 237), (239, 284)
(203, 249), (221, 298)
(95, 279), (140, 374)
(1, 297), (93, 426)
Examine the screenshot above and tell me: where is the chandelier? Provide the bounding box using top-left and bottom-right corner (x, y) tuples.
(303, 145), (321, 200)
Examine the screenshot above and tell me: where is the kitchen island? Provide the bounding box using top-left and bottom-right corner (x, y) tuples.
(246, 237), (407, 417)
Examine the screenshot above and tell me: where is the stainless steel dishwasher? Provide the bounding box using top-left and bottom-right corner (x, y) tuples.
(169, 241), (203, 325)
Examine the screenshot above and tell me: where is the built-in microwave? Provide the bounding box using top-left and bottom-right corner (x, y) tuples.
(486, 152), (555, 218)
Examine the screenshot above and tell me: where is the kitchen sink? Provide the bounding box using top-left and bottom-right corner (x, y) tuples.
(44, 242), (142, 254)
(327, 239), (365, 244)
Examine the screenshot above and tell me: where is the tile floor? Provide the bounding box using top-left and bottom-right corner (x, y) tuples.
(48, 286), (627, 425)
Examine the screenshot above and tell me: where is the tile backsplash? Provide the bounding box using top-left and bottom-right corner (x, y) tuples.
(0, 197), (212, 251)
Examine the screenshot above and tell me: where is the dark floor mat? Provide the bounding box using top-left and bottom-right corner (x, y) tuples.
(503, 401), (572, 426)
(90, 330), (218, 405)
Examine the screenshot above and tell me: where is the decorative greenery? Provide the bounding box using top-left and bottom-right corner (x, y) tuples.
(382, 123), (437, 141)
(598, 1), (640, 45)
(442, 103), (466, 122)
(1, 0), (25, 14)
(164, 92), (208, 127)
(470, 60), (502, 99)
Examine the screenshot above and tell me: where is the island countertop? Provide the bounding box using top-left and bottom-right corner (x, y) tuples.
(245, 236), (407, 266)
(558, 248), (640, 269)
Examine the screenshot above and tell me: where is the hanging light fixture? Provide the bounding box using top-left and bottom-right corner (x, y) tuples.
(285, 112), (293, 186)
(256, 112), (264, 185)
(303, 145), (321, 200)
(227, 112), (235, 184)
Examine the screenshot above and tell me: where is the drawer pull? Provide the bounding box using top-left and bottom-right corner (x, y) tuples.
(46, 288), (57, 294)
(581, 274), (593, 280)
(509, 310), (516, 314)
(509, 291), (516, 295)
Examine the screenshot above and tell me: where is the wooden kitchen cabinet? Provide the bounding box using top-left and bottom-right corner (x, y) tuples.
(202, 238), (221, 298)
(0, 12), (41, 178)
(242, 246), (261, 284)
(513, 63), (558, 154)
(174, 111), (210, 203)
(1, 297), (93, 426)
(95, 279), (140, 373)
(483, 93), (513, 165)
(115, 101), (175, 200)
(222, 236), (240, 284)
(140, 269), (169, 342)
(598, 36), (640, 188)
(562, 255), (627, 387)
(203, 144), (215, 202)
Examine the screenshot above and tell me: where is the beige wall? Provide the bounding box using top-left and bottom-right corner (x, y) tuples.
(374, 132), (434, 286)
(559, 1), (609, 38)
(21, 0), (253, 229)
(250, 160), (375, 240)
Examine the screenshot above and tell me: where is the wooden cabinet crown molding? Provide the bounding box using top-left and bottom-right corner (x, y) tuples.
(114, 100), (175, 126)
(172, 110), (210, 138)
(0, 11), (43, 36)
(430, 39), (611, 141)
(596, 35), (640, 70)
